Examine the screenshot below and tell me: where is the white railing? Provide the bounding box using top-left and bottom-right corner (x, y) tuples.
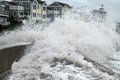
(54, 11), (60, 14)
(10, 6), (24, 10)
(0, 11), (9, 16)
(18, 6), (24, 10)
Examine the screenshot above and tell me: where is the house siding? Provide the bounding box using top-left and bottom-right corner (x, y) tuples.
(31, 0), (42, 21)
(12, 1), (31, 16)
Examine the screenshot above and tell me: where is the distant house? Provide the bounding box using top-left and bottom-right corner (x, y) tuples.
(12, 0), (47, 21)
(47, 1), (72, 20)
(92, 5), (107, 20)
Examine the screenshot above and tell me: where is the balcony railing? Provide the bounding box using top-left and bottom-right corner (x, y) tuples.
(10, 6), (24, 10)
(0, 22), (10, 26)
(0, 11), (9, 16)
(18, 6), (24, 10)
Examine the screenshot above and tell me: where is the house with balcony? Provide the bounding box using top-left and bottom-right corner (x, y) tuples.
(0, 4), (10, 26)
(0, 1), (24, 26)
(12, 0), (47, 21)
(47, 1), (72, 21)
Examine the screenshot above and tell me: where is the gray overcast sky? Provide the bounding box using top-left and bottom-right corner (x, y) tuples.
(45, 0), (120, 22)
(3, 0), (120, 22)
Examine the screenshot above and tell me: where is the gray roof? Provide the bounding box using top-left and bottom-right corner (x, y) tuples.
(49, 1), (72, 8)
(0, 1), (17, 5)
(12, 0), (46, 5)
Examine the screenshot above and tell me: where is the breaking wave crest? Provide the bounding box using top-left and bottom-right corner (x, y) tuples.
(0, 12), (120, 80)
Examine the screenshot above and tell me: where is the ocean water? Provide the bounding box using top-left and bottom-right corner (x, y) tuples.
(0, 11), (120, 80)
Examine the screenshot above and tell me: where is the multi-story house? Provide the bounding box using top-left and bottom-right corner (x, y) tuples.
(0, 1), (24, 26)
(31, 0), (47, 21)
(47, 1), (72, 20)
(12, 0), (31, 17)
(0, 4), (10, 26)
(12, 0), (47, 21)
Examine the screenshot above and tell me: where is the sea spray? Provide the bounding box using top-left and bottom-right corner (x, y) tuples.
(0, 12), (119, 80)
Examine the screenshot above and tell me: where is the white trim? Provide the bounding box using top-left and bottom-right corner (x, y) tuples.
(33, 0), (39, 4)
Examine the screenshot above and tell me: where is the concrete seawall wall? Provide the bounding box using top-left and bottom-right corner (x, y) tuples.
(0, 44), (28, 79)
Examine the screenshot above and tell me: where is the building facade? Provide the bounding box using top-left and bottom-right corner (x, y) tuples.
(0, 1), (24, 26)
(31, 0), (47, 21)
(0, 4), (10, 26)
(12, 0), (47, 21)
(47, 1), (72, 20)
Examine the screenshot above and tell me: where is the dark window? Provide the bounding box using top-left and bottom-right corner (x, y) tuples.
(43, 7), (46, 11)
(13, 11), (17, 16)
(20, 12), (24, 15)
(33, 5), (36, 9)
(19, 3), (23, 6)
(33, 13), (36, 17)
(26, 3), (29, 9)
(57, 8), (59, 11)
(54, 8), (57, 10)
(26, 12), (29, 15)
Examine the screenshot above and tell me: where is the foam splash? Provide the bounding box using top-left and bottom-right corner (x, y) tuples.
(0, 12), (120, 80)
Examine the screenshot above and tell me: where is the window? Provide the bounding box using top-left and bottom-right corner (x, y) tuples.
(57, 8), (60, 11)
(38, 5), (39, 9)
(26, 12), (29, 15)
(54, 8), (57, 10)
(33, 13), (36, 17)
(19, 12), (24, 15)
(33, 5), (36, 9)
(0, 17), (3, 22)
(43, 14), (46, 18)
(43, 7), (46, 11)
(0, 6), (4, 11)
(13, 11), (17, 16)
(19, 3), (23, 6)
(26, 3), (29, 9)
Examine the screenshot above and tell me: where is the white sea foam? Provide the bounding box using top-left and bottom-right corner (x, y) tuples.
(0, 11), (120, 80)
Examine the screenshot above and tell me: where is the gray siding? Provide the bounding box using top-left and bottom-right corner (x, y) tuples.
(12, 1), (31, 16)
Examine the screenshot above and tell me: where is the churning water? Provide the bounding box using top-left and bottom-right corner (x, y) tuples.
(0, 11), (120, 80)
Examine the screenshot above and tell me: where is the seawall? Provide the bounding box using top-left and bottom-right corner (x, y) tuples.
(0, 44), (28, 80)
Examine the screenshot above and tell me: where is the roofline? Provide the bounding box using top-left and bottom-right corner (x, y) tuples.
(48, 1), (72, 8)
